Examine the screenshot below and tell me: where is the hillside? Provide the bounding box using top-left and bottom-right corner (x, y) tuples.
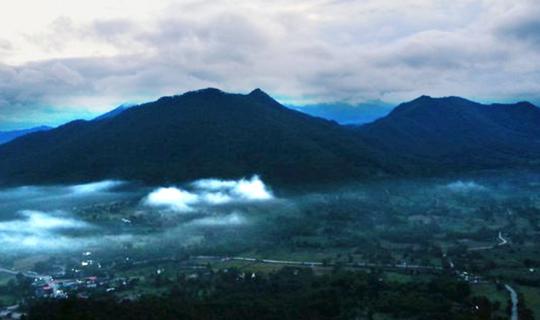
(0, 126), (52, 145)
(0, 88), (387, 185)
(357, 96), (540, 172)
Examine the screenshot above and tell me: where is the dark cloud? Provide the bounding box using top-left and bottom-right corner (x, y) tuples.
(495, 5), (540, 47)
(501, 20), (540, 46)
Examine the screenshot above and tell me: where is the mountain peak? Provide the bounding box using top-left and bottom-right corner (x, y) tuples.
(391, 95), (477, 115)
(192, 87), (224, 95)
(0, 87), (382, 185)
(515, 101), (537, 108)
(412, 95), (473, 104)
(171, 87), (226, 101)
(416, 95), (433, 101)
(248, 88), (268, 97)
(247, 88), (282, 108)
(358, 95), (540, 172)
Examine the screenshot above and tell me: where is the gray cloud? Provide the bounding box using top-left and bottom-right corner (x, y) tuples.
(493, 1), (540, 47)
(1, 1), (540, 129)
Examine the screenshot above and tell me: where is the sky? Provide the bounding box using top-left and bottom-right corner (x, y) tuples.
(0, 0), (539, 129)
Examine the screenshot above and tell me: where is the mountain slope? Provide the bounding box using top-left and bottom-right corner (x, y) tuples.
(0, 126), (52, 145)
(93, 104), (133, 121)
(0, 88), (387, 186)
(357, 96), (540, 172)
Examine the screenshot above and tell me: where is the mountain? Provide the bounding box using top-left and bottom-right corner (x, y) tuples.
(0, 126), (52, 145)
(3, 92), (538, 186)
(0, 88), (388, 186)
(290, 101), (393, 124)
(93, 104), (133, 121)
(357, 95), (540, 172)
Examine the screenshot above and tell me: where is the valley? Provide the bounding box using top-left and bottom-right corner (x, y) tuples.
(2, 0), (539, 318)
(0, 171), (539, 319)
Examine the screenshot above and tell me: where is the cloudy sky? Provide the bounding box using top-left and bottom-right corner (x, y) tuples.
(1, 0), (539, 129)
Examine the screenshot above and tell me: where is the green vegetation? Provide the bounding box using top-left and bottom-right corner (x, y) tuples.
(518, 286), (540, 318)
(28, 268), (482, 320)
(2, 171), (540, 319)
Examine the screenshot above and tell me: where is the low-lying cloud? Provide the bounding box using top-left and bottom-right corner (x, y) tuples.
(70, 180), (124, 194)
(144, 175), (274, 212)
(0, 210), (91, 251)
(0, 178), (273, 254)
(0, 210), (89, 231)
(144, 187), (199, 212)
(0, 180), (132, 217)
(445, 181), (487, 193)
(189, 212), (246, 227)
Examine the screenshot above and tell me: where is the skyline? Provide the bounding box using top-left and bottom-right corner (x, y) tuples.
(1, 0), (540, 129)
(1, 86), (539, 131)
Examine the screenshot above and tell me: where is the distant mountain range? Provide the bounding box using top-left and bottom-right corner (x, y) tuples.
(0, 126), (52, 145)
(0, 104), (133, 146)
(290, 101), (393, 124)
(0, 89), (538, 186)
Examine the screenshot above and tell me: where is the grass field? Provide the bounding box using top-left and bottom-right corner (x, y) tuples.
(0, 274), (14, 286)
(517, 285), (540, 318)
(471, 283), (508, 319)
(383, 271), (434, 284)
(13, 255), (50, 271)
(0, 294), (18, 307)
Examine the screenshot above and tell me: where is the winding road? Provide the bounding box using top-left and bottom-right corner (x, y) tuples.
(505, 284), (518, 320)
(469, 231), (509, 251)
(498, 232), (508, 246)
(194, 256), (443, 272)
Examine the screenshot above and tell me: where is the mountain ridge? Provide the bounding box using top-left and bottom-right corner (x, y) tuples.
(93, 104), (135, 121)
(0, 126), (52, 145)
(0, 88), (388, 186)
(357, 95), (540, 172)
(0, 90), (538, 186)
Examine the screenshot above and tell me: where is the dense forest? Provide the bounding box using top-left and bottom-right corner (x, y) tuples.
(26, 267), (501, 320)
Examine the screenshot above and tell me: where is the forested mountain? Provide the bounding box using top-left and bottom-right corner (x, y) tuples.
(0, 88), (387, 185)
(357, 95), (540, 172)
(1, 91), (538, 186)
(0, 126), (51, 145)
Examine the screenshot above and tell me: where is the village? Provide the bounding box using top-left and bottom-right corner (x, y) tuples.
(0, 245), (496, 320)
